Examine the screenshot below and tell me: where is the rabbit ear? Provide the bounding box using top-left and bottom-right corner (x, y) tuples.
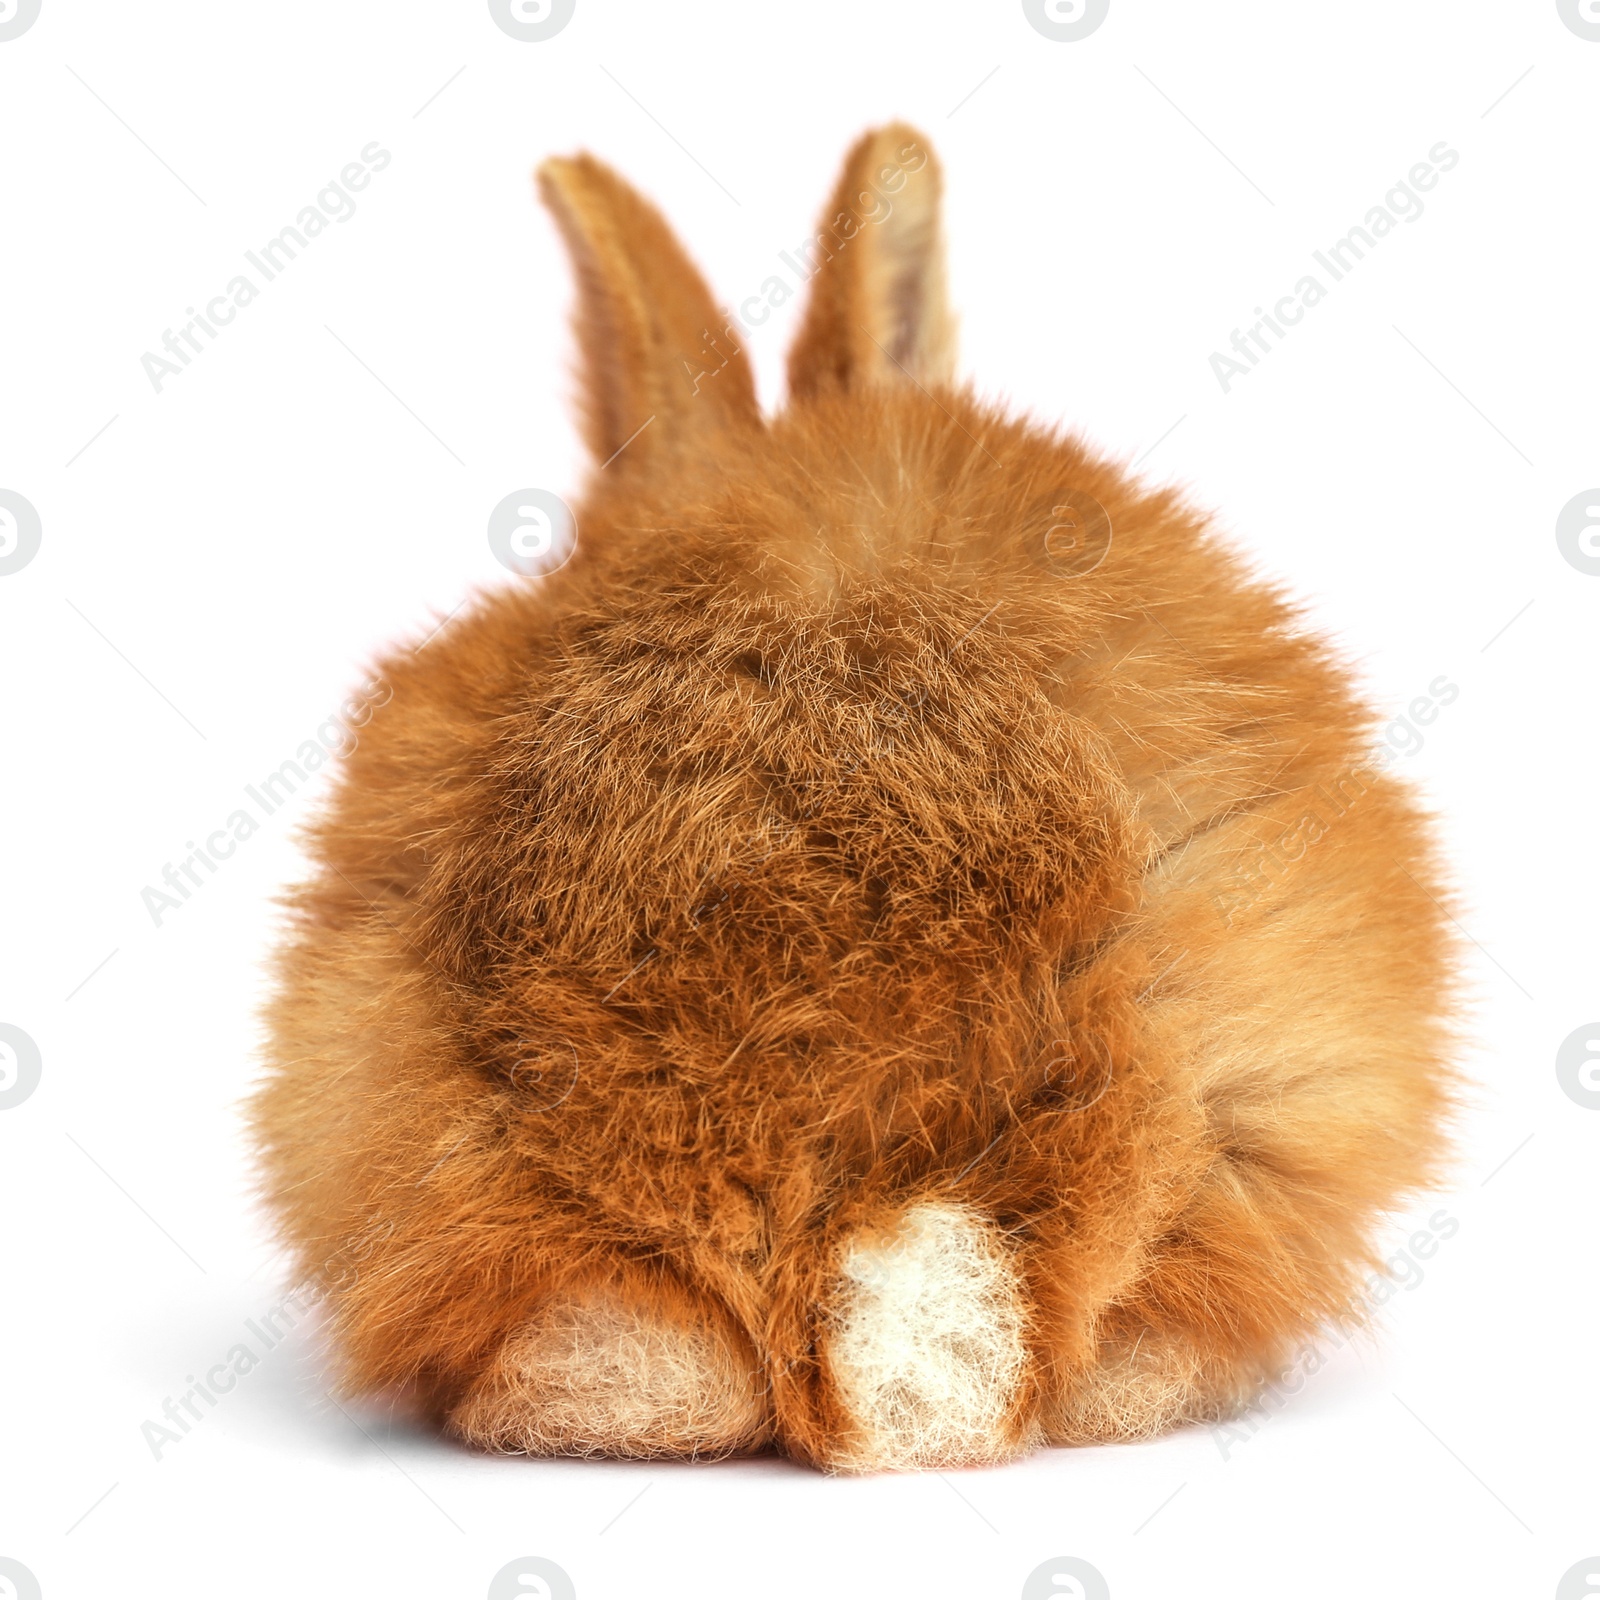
(537, 153), (761, 472)
(786, 123), (955, 401)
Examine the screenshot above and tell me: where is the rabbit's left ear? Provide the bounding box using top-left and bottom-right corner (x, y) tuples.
(538, 153), (761, 473)
(786, 123), (955, 401)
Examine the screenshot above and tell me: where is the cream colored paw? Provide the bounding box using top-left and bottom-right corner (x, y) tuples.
(1046, 1335), (1247, 1444)
(450, 1285), (769, 1460)
(826, 1201), (1035, 1471)
(1047, 1336), (1206, 1443)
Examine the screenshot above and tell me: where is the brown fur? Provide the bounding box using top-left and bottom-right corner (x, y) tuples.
(250, 122), (1458, 1472)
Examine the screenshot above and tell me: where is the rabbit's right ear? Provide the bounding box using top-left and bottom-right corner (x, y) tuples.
(786, 123), (955, 401)
(538, 154), (761, 474)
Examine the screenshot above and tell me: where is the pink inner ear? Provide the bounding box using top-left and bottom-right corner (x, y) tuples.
(787, 123), (954, 398)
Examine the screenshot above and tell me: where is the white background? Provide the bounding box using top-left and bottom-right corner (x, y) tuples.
(2, 2), (1596, 1597)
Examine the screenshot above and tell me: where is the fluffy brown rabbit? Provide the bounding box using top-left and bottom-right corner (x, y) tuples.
(251, 122), (1458, 1473)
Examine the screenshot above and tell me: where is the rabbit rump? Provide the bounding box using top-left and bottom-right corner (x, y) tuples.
(251, 123), (1457, 1473)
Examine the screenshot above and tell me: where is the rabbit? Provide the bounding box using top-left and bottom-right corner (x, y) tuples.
(250, 122), (1459, 1473)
